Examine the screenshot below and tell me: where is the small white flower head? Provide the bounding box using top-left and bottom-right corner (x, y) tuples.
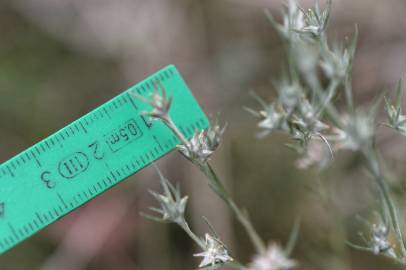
(384, 102), (406, 134)
(206, 120), (227, 150)
(246, 99), (288, 139)
(247, 94), (329, 150)
(384, 80), (406, 136)
(194, 234), (233, 268)
(276, 79), (305, 113)
(133, 80), (173, 121)
(352, 215), (398, 258)
(370, 223), (395, 257)
(267, 0), (331, 41)
(283, 0), (305, 37)
(177, 123), (226, 165)
(266, 0), (304, 42)
(178, 130), (213, 164)
(287, 100), (330, 152)
(257, 104), (285, 138)
(320, 45), (350, 80)
(297, 0), (332, 37)
(320, 31), (358, 81)
(295, 100), (329, 133)
(248, 243), (296, 270)
(336, 112), (374, 151)
(146, 168), (188, 225)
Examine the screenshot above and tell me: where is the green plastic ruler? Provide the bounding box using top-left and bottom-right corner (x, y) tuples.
(0, 65), (209, 254)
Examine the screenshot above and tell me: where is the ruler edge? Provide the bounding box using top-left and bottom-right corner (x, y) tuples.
(0, 64), (184, 169)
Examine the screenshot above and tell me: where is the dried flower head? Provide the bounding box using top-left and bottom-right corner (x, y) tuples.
(336, 112), (374, 151)
(177, 123), (226, 165)
(349, 216), (398, 260)
(145, 167), (188, 225)
(320, 46), (349, 80)
(178, 130), (213, 164)
(276, 79), (305, 113)
(248, 243), (296, 270)
(194, 233), (233, 268)
(320, 31), (358, 81)
(384, 80), (406, 136)
(257, 104), (285, 138)
(246, 97), (286, 139)
(267, 0), (331, 41)
(206, 120), (227, 150)
(247, 91), (333, 157)
(294, 99), (329, 134)
(370, 223), (395, 257)
(266, 0), (304, 41)
(132, 81), (173, 121)
(297, 0), (332, 37)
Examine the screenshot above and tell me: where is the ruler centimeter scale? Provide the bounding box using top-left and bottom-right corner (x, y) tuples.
(0, 65), (209, 254)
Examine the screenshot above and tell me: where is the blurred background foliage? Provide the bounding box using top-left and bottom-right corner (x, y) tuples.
(1, 0), (406, 269)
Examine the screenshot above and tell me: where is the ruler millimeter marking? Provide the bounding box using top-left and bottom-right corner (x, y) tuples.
(0, 65), (209, 254)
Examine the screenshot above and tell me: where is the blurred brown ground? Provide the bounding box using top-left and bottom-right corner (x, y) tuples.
(1, 0), (406, 269)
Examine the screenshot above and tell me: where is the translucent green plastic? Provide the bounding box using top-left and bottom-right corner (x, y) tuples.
(0, 65), (209, 254)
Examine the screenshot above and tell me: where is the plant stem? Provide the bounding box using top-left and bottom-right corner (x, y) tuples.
(200, 163), (267, 254)
(179, 219), (205, 249)
(161, 114), (266, 254)
(363, 147), (406, 258)
(228, 261), (248, 270)
(284, 217), (301, 256)
(317, 80), (406, 259)
(317, 79), (340, 118)
(163, 116), (191, 147)
(310, 77), (342, 127)
(197, 261), (247, 270)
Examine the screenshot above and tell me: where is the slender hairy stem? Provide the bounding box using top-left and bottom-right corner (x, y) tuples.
(363, 147), (406, 258)
(312, 78), (342, 127)
(163, 116), (191, 147)
(284, 217), (301, 256)
(316, 79), (340, 118)
(200, 163), (267, 254)
(344, 74), (354, 112)
(179, 219), (205, 249)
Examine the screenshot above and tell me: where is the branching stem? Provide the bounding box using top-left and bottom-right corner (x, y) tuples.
(178, 219), (206, 249)
(161, 114), (267, 254)
(200, 163), (267, 254)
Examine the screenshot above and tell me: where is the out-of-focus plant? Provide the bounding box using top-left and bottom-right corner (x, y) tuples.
(248, 0), (406, 266)
(136, 0), (406, 268)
